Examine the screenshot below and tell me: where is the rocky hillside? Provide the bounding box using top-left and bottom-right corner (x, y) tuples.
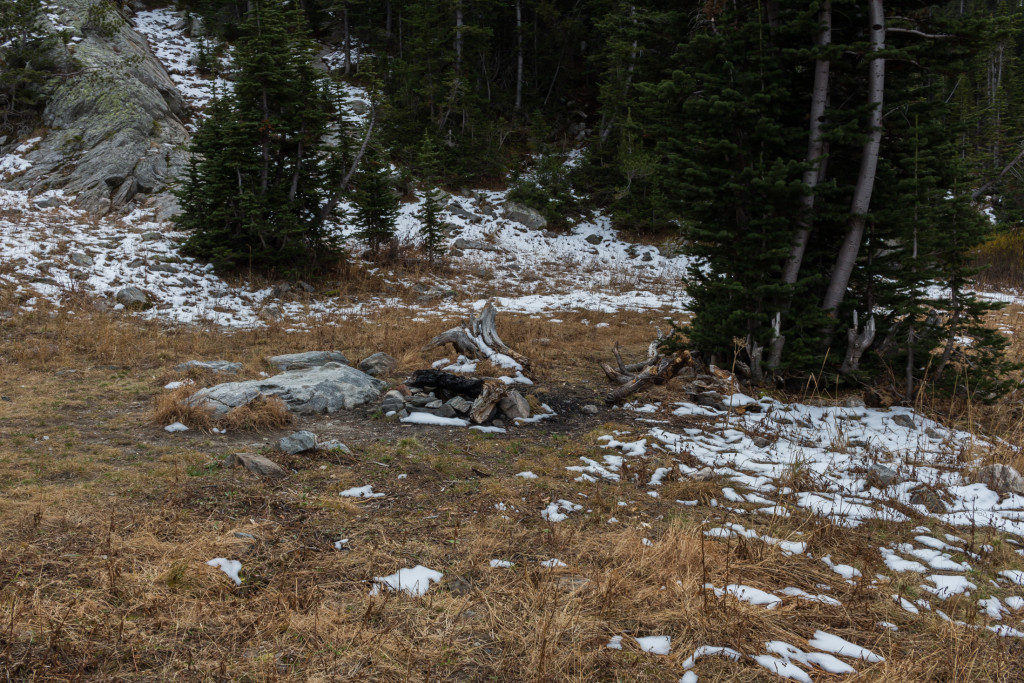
(11, 0), (189, 217)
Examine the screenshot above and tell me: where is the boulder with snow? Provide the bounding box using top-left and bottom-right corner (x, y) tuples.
(975, 464), (1024, 496)
(358, 352), (397, 377)
(267, 350), (349, 371)
(188, 363), (385, 417)
(502, 201), (547, 229)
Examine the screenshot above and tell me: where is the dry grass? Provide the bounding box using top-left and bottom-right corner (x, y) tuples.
(973, 230), (1024, 293)
(2, 283), (1024, 680)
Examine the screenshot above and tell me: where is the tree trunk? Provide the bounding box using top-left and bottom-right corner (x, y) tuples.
(454, 2), (464, 76)
(767, 0), (831, 369)
(821, 0), (885, 316)
(515, 0), (523, 111)
(343, 3), (351, 76)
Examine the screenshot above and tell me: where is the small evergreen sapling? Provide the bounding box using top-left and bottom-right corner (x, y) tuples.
(352, 146), (399, 256)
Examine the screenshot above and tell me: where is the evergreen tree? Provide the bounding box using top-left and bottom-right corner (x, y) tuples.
(0, 0), (62, 137)
(415, 132), (445, 263)
(352, 146), (400, 255)
(176, 0), (345, 273)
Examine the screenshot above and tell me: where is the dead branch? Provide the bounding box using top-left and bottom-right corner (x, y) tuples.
(606, 349), (693, 404)
(423, 302), (531, 374)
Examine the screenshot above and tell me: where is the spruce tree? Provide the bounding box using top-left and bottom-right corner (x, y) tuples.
(415, 132), (446, 263)
(352, 146), (400, 256)
(0, 0), (61, 137)
(176, 0), (344, 273)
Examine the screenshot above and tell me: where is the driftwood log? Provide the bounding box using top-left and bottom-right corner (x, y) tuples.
(600, 334), (694, 403)
(422, 303), (531, 374)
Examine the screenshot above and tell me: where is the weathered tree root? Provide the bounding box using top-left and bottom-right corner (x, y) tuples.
(600, 333), (694, 403)
(422, 302), (531, 374)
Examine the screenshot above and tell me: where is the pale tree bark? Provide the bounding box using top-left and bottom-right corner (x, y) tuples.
(767, 0), (832, 369)
(515, 0), (523, 111)
(821, 0), (885, 316)
(343, 2), (351, 76)
(454, 2), (464, 76)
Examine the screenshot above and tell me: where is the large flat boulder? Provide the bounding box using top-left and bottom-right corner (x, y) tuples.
(267, 350), (349, 371)
(188, 363), (384, 417)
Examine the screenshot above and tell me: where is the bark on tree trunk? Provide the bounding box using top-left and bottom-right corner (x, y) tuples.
(821, 0), (885, 316)
(767, 0), (832, 369)
(515, 0), (523, 111)
(343, 3), (351, 76)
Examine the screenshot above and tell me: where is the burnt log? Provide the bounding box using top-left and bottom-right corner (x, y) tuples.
(406, 370), (484, 398)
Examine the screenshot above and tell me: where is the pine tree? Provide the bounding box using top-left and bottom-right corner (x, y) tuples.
(415, 132), (445, 263)
(176, 0), (345, 273)
(352, 146), (400, 255)
(0, 0), (61, 137)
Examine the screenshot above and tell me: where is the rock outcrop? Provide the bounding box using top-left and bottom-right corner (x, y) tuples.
(12, 0), (189, 216)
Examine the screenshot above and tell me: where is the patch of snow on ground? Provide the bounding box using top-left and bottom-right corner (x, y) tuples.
(370, 565), (443, 596)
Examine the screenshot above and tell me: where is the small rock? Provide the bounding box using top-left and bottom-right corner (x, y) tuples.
(866, 463), (899, 488)
(225, 452), (287, 478)
(140, 231), (163, 241)
(752, 436), (771, 448)
(69, 252), (93, 267)
(503, 201), (547, 229)
(909, 487), (947, 513)
(267, 350), (349, 371)
(381, 392), (406, 413)
(436, 404), (457, 418)
(260, 304), (283, 321)
(453, 237), (498, 252)
(891, 413), (916, 430)
(492, 419), (505, 428)
(115, 286), (148, 308)
(320, 439), (351, 455)
(127, 258), (146, 268)
(446, 396), (472, 414)
(641, 252), (653, 262)
(843, 394), (866, 408)
(33, 195), (62, 209)
(278, 431), (317, 454)
(357, 352), (397, 377)
(447, 201), (474, 220)
(150, 262), (179, 273)
(975, 464), (1024, 496)
(581, 404), (599, 415)
(585, 234), (602, 245)
(175, 360), (242, 374)
(296, 281), (315, 293)
(409, 395), (434, 408)
(925, 427), (943, 440)
(691, 467), (716, 482)
(498, 390), (530, 420)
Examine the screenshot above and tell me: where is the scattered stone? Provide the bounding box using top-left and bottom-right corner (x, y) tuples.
(409, 394), (435, 408)
(975, 464), (1024, 496)
(69, 252), (93, 267)
(691, 467), (716, 482)
(867, 464), (899, 488)
(446, 396), (472, 414)
(503, 201), (547, 229)
(150, 263), (179, 273)
(260, 304), (283, 321)
(267, 350), (349, 371)
(581, 404), (599, 415)
(492, 419), (505, 428)
(843, 394), (867, 408)
(381, 390), (406, 414)
(891, 413), (916, 430)
(357, 352), (397, 377)
(115, 286), (148, 308)
(320, 439), (351, 454)
(585, 234), (602, 245)
(225, 452), (287, 478)
(348, 99), (369, 116)
(278, 431), (318, 454)
(453, 237), (499, 251)
(140, 231), (163, 241)
(910, 487), (947, 513)
(127, 258), (146, 268)
(925, 427), (944, 440)
(447, 201), (474, 220)
(33, 195), (62, 209)
(694, 391), (726, 411)
(175, 360), (242, 374)
(641, 252), (653, 262)
(188, 363), (385, 418)
(296, 281), (315, 293)
(436, 404), (457, 419)
(499, 390), (530, 420)
(752, 436), (771, 449)
(426, 399), (443, 409)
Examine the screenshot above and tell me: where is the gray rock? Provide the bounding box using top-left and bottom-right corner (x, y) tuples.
(581, 404), (599, 415)
(357, 352), (397, 377)
(641, 251), (653, 262)
(225, 452), (287, 478)
(866, 464), (899, 488)
(260, 304), (283, 321)
(492, 419), (505, 428)
(691, 467), (716, 482)
(320, 439), (351, 455)
(127, 258), (146, 268)
(585, 234), (602, 245)
(115, 286), (148, 308)
(843, 394), (866, 408)
(174, 360), (243, 374)
(278, 430), (318, 454)
(446, 396), (472, 414)
(33, 195), (62, 208)
(409, 394), (434, 408)
(149, 262), (179, 273)
(349, 99), (368, 116)
(425, 399), (443, 409)
(381, 390), (405, 414)
(503, 201), (547, 229)
(447, 201), (474, 219)
(267, 350), (349, 371)
(69, 252), (94, 267)
(188, 364), (385, 418)
(752, 436), (771, 449)
(910, 487), (947, 513)
(891, 413), (916, 430)
(11, 1), (189, 213)
(453, 237), (499, 252)
(498, 390), (530, 420)
(436, 404), (457, 419)
(975, 464), (1024, 496)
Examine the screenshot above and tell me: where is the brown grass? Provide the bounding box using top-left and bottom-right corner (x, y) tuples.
(3, 281), (1024, 680)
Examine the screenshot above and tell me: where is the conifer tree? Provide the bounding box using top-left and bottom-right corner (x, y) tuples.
(0, 0), (61, 137)
(352, 146), (400, 255)
(415, 132), (446, 263)
(176, 0), (345, 273)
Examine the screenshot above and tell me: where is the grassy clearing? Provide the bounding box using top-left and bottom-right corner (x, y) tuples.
(1, 285), (1024, 680)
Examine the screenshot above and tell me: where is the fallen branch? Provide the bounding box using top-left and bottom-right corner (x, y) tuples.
(600, 331), (694, 403)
